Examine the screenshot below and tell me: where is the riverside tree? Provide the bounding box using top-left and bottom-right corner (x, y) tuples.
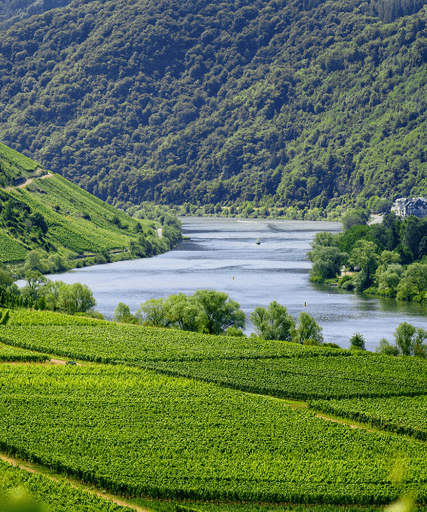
(250, 301), (295, 341)
(137, 290), (245, 335)
(294, 312), (323, 345)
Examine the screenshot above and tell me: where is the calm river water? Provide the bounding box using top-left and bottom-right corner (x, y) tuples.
(49, 217), (427, 351)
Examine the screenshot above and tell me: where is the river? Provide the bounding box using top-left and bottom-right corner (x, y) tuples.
(48, 217), (427, 351)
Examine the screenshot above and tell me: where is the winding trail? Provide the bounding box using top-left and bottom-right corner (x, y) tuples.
(0, 453), (150, 512)
(4, 171), (54, 191)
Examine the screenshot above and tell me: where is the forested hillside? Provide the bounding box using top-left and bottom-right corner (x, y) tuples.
(0, 0), (72, 30)
(1, 0), (427, 210)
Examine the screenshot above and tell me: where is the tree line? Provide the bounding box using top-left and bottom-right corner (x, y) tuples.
(1, 265), (425, 356)
(308, 211), (427, 302)
(113, 290), (328, 345)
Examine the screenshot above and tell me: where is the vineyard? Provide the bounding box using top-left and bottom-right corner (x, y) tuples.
(0, 342), (48, 362)
(0, 230), (28, 263)
(0, 457), (134, 511)
(0, 141), (39, 174)
(143, 355), (427, 399)
(0, 308), (427, 511)
(0, 143), (174, 264)
(309, 395), (427, 441)
(2, 309), (348, 364)
(0, 364), (427, 505)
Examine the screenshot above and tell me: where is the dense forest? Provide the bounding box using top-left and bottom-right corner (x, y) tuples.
(1, 0), (427, 209)
(0, 0), (72, 30)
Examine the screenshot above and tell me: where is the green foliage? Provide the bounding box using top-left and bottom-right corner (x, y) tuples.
(308, 246), (347, 280)
(394, 322), (427, 356)
(250, 301), (295, 341)
(310, 395), (427, 441)
(113, 302), (138, 324)
(1, 364), (427, 504)
(147, 353), (427, 400)
(1, 0), (427, 208)
(376, 337), (400, 356)
(192, 289), (245, 335)
(137, 290), (245, 335)
(294, 312), (324, 345)
(0, 342), (47, 362)
(0, 150), (181, 265)
(349, 332), (366, 351)
(0, 457), (133, 511)
(1, 309), (341, 364)
(55, 283), (96, 315)
(341, 209), (370, 230)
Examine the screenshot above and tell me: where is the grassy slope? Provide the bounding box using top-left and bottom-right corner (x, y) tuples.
(0, 142), (161, 263)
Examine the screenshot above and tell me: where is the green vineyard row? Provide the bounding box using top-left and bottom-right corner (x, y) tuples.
(0, 457), (133, 511)
(142, 353), (427, 400)
(0, 343), (48, 363)
(309, 395), (427, 441)
(2, 309), (349, 364)
(0, 364), (426, 505)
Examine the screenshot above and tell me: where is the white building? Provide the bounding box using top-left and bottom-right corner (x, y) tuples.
(391, 197), (427, 218)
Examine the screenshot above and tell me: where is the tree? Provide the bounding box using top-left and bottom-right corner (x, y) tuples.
(250, 301), (295, 341)
(376, 338), (399, 356)
(393, 322), (427, 357)
(192, 289), (245, 335)
(349, 332), (366, 350)
(394, 322), (416, 356)
(56, 283), (96, 315)
(349, 240), (379, 290)
(308, 246), (347, 279)
(396, 263), (427, 300)
(113, 302), (137, 323)
(23, 250), (49, 274)
(341, 208), (369, 230)
(0, 268), (13, 288)
(21, 270), (47, 301)
(163, 293), (203, 332)
(294, 312), (323, 344)
(136, 298), (169, 327)
(30, 212), (48, 235)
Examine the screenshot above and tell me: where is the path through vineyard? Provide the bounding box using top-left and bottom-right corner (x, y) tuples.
(0, 452), (150, 512)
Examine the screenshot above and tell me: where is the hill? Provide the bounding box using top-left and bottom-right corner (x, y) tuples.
(0, 142), (181, 267)
(1, 308), (427, 508)
(1, 0), (427, 211)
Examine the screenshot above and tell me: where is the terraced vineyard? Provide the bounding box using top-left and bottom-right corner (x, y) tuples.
(0, 230), (27, 262)
(0, 343), (48, 362)
(144, 355), (427, 399)
(2, 309), (347, 364)
(0, 143), (175, 264)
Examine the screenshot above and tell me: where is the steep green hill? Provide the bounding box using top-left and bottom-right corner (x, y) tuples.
(0, 142), (180, 265)
(1, 0), (427, 210)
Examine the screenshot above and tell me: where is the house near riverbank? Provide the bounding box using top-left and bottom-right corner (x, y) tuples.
(391, 197), (427, 218)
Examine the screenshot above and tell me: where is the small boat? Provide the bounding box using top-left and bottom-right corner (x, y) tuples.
(255, 239), (261, 245)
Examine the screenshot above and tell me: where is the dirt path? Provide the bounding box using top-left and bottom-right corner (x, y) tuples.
(4, 172), (54, 191)
(0, 453), (150, 512)
(50, 358), (82, 366)
(315, 414), (365, 430)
